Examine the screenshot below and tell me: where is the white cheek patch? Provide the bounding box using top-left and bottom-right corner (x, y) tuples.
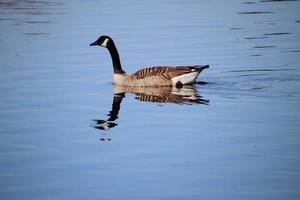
(101, 38), (109, 47)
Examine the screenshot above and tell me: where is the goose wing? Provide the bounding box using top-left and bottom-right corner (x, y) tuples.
(132, 65), (208, 80)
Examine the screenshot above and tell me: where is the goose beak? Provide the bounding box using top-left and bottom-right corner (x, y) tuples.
(90, 41), (97, 46)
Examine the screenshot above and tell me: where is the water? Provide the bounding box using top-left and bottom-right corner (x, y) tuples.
(1, 0), (300, 199)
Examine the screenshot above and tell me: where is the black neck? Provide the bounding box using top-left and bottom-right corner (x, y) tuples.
(107, 41), (125, 74)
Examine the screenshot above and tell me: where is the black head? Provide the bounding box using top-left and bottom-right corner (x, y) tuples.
(90, 35), (112, 47)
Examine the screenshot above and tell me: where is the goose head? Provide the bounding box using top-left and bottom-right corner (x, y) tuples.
(90, 35), (112, 48)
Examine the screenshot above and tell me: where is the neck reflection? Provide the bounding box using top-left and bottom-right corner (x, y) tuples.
(92, 85), (209, 139)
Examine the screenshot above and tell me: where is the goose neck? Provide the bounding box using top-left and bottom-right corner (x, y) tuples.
(107, 42), (125, 74)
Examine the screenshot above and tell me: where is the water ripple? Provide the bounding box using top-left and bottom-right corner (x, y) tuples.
(253, 45), (277, 48)
(260, 0), (299, 2)
(238, 11), (275, 14)
(245, 36), (269, 39)
(263, 32), (291, 36)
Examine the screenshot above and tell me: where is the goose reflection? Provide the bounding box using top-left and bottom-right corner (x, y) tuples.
(92, 85), (209, 137)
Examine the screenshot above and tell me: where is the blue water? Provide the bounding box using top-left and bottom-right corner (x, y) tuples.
(1, 0), (300, 199)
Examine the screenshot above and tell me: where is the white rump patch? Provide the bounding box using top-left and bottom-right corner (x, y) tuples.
(101, 38), (109, 47)
(171, 72), (199, 85)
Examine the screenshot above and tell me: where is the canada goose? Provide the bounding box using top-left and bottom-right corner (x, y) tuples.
(90, 35), (209, 87)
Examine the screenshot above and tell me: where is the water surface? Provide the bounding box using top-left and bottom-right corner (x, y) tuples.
(1, 0), (300, 199)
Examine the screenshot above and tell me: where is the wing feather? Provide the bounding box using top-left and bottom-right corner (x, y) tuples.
(132, 66), (204, 80)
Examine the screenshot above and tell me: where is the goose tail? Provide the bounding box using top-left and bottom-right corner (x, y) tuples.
(194, 65), (209, 72)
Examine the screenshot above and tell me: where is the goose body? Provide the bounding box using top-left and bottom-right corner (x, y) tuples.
(90, 36), (209, 87)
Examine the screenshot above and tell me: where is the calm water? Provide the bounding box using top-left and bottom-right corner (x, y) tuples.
(1, 0), (300, 199)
